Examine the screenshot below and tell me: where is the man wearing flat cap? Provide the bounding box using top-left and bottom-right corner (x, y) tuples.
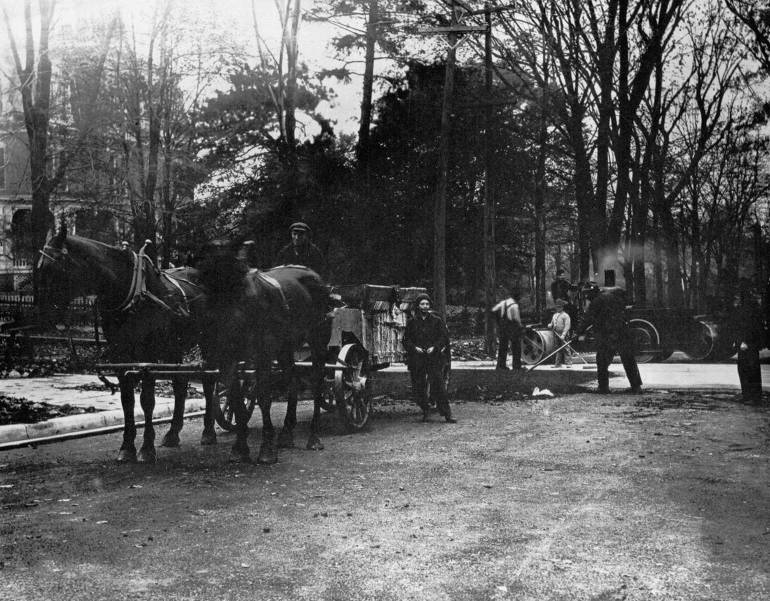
(274, 222), (327, 279)
(403, 293), (456, 423)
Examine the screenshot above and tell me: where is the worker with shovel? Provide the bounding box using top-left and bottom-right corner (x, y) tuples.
(549, 298), (572, 368)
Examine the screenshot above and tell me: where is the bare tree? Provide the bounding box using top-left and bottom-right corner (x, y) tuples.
(2, 0), (116, 261)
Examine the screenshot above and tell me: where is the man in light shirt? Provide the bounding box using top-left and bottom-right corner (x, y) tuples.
(549, 298), (572, 367)
(492, 290), (523, 370)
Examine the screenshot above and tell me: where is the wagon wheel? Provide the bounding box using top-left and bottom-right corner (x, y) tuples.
(214, 379), (258, 432)
(682, 320), (715, 361)
(334, 343), (372, 432)
(521, 328), (547, 365)
(319, 372), (337, 413)
(629, 319), (658, 364)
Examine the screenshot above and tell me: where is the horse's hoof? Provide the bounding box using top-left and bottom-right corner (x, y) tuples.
(161, 431), (180, 448)
(138, 448), (157, 464)
(306, 436), (324, 451)
(276, 429), (294, 449)
(200, 432), (217, 446)
(257, 441), (278, 464)
(117, 448), (137, 463)
(228, 450), (252, 464)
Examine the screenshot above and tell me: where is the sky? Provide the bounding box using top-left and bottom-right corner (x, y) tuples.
(2, 0), (370, 136)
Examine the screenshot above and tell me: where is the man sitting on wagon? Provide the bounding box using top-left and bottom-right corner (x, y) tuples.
(274, 222), (327, 279)
(403, 293), (456, 423)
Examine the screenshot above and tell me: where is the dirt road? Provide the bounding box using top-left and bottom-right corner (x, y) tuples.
(1, 390), (769, 600)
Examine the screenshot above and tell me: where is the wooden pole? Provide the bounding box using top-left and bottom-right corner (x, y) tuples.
(434, 0), (457, 320)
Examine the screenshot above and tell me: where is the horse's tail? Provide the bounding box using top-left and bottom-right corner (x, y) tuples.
(197, 240), (247, 304)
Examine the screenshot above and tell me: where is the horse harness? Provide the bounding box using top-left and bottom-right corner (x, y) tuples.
(41, 240), (199, 318)
(252, 270), (291, 316)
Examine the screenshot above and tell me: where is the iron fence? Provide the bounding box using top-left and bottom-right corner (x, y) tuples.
(0, 293), (97, 327)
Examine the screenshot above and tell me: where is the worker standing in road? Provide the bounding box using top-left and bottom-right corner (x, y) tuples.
(492, 290), (523, 370)
(730, 288), (764, 405)
(575, 283), (642, 394)
(549, 298), (572, 368)
(403, 293), (456, 423)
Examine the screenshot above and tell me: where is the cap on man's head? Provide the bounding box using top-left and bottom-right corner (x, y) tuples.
(289, 222), (310, 233)
(414, 293), (431, 305)
(554, 298), (566, 307)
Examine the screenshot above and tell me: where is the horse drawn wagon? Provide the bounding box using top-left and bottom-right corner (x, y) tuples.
(215, 283), (428, 433)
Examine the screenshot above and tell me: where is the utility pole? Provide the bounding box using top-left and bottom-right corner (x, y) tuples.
(419, 1), (486, 320)
(433, 2), (457, 320)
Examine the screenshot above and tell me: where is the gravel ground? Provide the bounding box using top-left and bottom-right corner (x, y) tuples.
(0, 388), (769, 601)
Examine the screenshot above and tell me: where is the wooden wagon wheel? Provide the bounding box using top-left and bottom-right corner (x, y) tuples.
(214, 379), (258, 432)
(334, 343), (372, 432)
(319, 372), (337, 412)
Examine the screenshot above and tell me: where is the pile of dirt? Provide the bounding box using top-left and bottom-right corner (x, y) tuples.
(0, 395), (99, 425)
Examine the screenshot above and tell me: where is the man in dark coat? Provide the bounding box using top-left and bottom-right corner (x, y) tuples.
(575, 283), (642, 394)
(730, 290), (764, 404)
(403, 293), (456, 423)
(274, 222), (327, 279)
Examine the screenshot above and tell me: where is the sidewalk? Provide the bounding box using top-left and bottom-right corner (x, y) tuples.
(1, 361), (768, 448)
(0, 374), (207, 447)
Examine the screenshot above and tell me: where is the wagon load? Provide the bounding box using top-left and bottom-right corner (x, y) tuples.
(324, 284), (427, 431)
(330, 284), (426, 367)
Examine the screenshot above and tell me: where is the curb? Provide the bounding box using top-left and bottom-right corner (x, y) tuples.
(0, 397), (208, 446)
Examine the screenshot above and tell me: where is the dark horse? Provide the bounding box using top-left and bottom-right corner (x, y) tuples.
(36, 227), (218, 463)
(198, 241), (331, 464)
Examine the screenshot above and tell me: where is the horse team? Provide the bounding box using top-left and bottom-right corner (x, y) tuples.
(36, 227), (332, 465)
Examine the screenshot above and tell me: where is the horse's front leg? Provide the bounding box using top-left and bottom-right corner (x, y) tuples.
(161, 375), (188, 448)
(226, 368), (251, 464)
(138, 374), (157, 463)
(254, 359), (277, 464)
(117, 374), (138, 463)
(199, 374), (218, 446)
(277, 351), (298, 449)
(306, 348), (326, 451)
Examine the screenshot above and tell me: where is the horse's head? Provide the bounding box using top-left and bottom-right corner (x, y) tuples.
(198, 239), (248, 303)
(35, 225), (74, 324)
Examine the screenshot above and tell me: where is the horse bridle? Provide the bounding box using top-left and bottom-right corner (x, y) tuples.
(38, 241), (139, 313)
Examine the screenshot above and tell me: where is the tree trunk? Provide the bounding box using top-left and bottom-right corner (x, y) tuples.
(356, 0), (377, 170)
(631, 142), (649, 305)
(533, 52), (549, 315)
(591, 0), (619, 275)
(284, 0), (301, 149)
(482, 5), (496, 355)
(568, 112), (594, 282)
